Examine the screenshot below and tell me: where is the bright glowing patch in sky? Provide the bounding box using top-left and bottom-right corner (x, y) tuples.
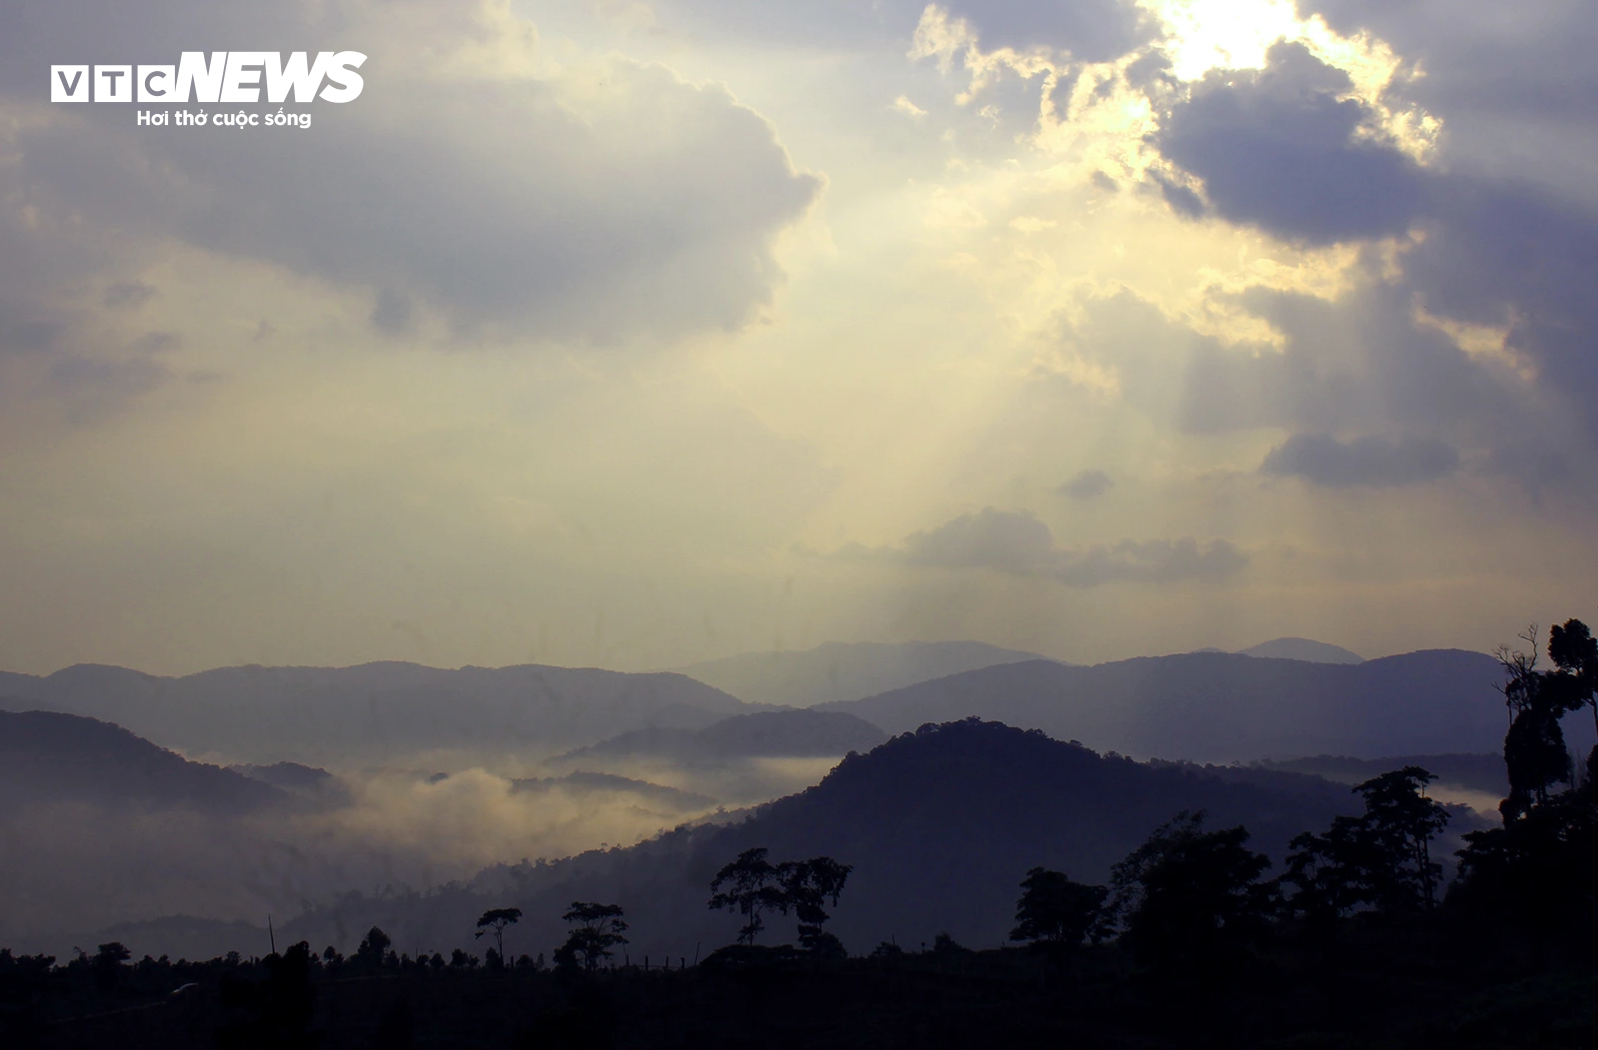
(1148, 0), (1304, 80)
(1145, 0), (1410, 107)
(1144, 0), (1437, 159)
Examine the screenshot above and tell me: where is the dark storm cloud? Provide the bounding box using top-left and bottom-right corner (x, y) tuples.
(1260, 432), (1459, 488)
(863, 507), (1247, 586)
(1154, 42), (1428, 244)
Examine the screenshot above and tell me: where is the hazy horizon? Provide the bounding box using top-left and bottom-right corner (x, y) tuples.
(5, 633), (1528, 681)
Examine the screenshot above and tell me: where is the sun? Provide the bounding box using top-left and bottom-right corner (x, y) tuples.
(1148, 0), (1304, 80)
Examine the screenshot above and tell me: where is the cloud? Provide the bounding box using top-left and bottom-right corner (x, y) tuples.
(1154, 42), (1428, 244)
(867, 507), (1247, 586)
(1053, 536), (1249, 586)
(903, 506), (1058, 571)
(0, 1), (822, 346)
(1260, 432), (1459, 488)
(1130, 26), (1598, 446)
(1063, 285), (1564, 494)
(1057, 469), (1114, 499)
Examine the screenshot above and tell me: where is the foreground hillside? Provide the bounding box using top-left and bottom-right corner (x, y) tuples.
(823, 649), (1507, 762)
(0, 662), (754, 766)
(18, 949), (1597, 1050)
(279, 719), (1373, 960)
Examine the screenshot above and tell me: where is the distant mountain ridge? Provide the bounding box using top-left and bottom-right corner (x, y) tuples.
(556, 709), (888, 765)
(819, 649), (1507, 763)
(1260, 753), (1507, 796)
(0, 662), (755, 766)
(509, 771), (717, 810)
(1237, 637), (1364, 664)
(672, 640), (1051, 707)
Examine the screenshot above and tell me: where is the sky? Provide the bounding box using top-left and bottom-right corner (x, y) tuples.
(1, 0), (1595, 676)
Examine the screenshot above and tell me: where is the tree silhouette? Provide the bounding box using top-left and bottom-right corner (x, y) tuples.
(474, 907), (522, 968)
(1548, 618), (1598, 777)
(1354, 767), (1450, 910)
(553, 902), (628, 973)
(1285, 766), (1450, 922)
(1454, 616), (1598, 942)
(355, 926), (392, 971)
(1110, 811), (1276, 975)
(709, 847), (787, 945)
(91, 941), (130, 969)
(1495, 626), (1585, 819)
(92, 942), (130, 992)
(778, 857), (852, 956)
(1009, 867), (1109, 951)
(707, 848), (852, 951)
(1283, 813), (1379, 927)
(219, 941), (317, 1048)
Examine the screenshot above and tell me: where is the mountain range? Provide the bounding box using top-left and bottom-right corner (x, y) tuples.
(672, 637), (1368, 709)
(1234, 637), (1364, 664)
(554, 709), (888, 765)
(670, 640), (1050, 707)
(0, 662), (752, 766)
(820, 649), (1508, 762)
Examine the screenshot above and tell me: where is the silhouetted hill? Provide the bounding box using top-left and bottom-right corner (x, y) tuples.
(283, 719), (1372, 959)
(819, 650), (1506, 762)
(0, 709), (284, 814)
(1237, 637), (1364, 664)
(1260, 753), (1507, 796)
(231, 761), (337, 792)
(0, 662), (754, 765)
(672, 641), (1051, 707)
(507, 771), (717, 810)
(556, 709), (888, 764)
(231, 761), (352, 807)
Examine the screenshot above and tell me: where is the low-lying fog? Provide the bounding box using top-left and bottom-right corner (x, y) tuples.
(0, 749), (852, 957)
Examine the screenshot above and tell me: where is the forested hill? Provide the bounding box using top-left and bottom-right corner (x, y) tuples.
(0, 709), (284, 814)
(555, 709), (888, 764)
(0, 662), (754, 766)
(820, 650), (1506, 763)
(284, 719), (1372, 960)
